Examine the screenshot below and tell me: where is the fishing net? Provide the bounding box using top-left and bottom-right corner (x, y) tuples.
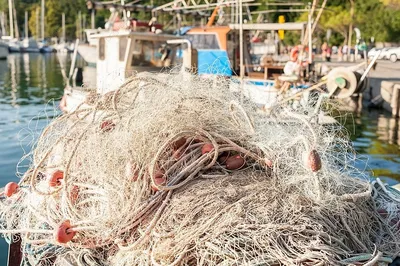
(0, 72), (399, 266)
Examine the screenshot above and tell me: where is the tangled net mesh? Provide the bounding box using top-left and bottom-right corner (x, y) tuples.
(0, 72), (399, 266)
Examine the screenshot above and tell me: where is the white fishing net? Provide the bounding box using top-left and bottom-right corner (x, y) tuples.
(0, 72), (399, 265)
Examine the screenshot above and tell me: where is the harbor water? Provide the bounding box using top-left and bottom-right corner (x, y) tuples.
(0, 54), (399, 263)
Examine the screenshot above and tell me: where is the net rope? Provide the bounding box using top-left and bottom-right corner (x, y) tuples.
(0, 72), (399, 265)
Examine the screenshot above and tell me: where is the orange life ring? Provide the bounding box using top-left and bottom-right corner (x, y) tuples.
(290, 46), (299, 61)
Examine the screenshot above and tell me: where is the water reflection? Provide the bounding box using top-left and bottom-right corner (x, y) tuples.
(345, 109), (400, 185)
(377, 116), (400, 146)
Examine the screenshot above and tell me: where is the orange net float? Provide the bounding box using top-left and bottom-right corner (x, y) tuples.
(54, 220), (76, 244)
(151, 169), (166, 192)
(4, 182), (19, 197)
(151, 168), (166, 190)
(201, 143), (214, 154)
(48, 170), (64, 187)
(225, 155), (246, 170)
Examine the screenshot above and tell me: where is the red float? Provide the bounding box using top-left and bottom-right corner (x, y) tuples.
(201, 143), (214, 154)
(48, 170), (64, 187)
(226, 155), (246, 170)
(4, 182), (19, 197)
(55, 220), (76, 244)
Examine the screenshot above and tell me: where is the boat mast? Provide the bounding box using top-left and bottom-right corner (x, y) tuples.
(41, 0), (45, 40)
(62, 13), (65, 43)
(36, 7), (39, 40)
(8, 0), (13, 38)
(24, 11), (28, 39)
(12, 0), (18, 39)
(91, 9), (95, 29)
(121, 0), (127, 21)
(0, 12), (7, 36)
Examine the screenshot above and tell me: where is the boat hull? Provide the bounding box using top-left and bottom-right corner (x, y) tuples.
(20, 48), (40, 53)
(77, 44), (97, 65)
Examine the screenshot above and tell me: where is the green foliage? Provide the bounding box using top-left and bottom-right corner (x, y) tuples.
(259, 0), (400, 45)
(3, 0), (400, 43)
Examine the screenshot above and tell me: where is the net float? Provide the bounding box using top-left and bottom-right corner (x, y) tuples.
(307, 150), (322, 172)
(55, 220), (76, 244)
(225, 155), (246, 170)
(48, 170), (64, 187)
(151, 173), (166, 192)
(125, 161), (139, 181)
(154, 169), (164, 179)
(4, 182), (19, 197)
(100, 120), (115, 132)
(201, 143), (214, 154)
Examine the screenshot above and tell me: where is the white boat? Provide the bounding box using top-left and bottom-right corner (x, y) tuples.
(63, 31), (183, 111)
(7, 39), (20, 52)
(77, 16), (164, 65)
(53, 42), (72, 53)
(38, 41), (54, 53)
(21, 38), (40, 53)
(77, 30), (99, 65)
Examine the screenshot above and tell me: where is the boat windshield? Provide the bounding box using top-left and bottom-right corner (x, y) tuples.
(185, 33), (220, 50)
(132, 39), (178, 68)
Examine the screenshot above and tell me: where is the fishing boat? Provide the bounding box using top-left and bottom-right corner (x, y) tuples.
(7, 39), (20, 52)
(78, 0), (164, 66)
(64, 30), (184, 112)
(20, 38), (40, 53)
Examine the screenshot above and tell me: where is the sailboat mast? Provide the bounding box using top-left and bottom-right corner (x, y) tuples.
(41, 0), (45, 40)
(36, 7), (39, 40)
(91, 9), (95, 29)
(8, 0), (13, 38)
(12, 0), (19, 39)
(0, 12), (7, 36)
(62, 13), (65, 43)
(25, 11), (28, 39)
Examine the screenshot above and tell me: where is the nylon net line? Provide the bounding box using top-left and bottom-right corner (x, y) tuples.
(0, 72), (399, 266)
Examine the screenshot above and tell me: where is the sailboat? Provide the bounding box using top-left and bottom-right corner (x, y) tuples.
(53, 13), (71, 53)
(6, 0), (20, 52)
(20, 11), (40, 53)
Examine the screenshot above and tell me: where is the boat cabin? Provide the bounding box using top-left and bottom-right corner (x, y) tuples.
(93, 31), (183, 93)
(181, 22), (307, 79)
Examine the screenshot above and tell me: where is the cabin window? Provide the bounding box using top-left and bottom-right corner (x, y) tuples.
(131, 40), (169, 68)
(99, 38), (105, 60)
(119, 37), (128, 61)
(185, 34), (220, 50)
